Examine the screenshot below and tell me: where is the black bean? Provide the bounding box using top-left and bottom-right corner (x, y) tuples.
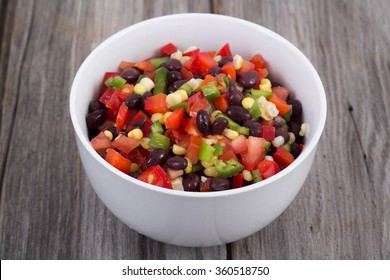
(88, 100), (105, 112)
(238, 70), (259, 89)
(169, 79), (188, 92)
(266, 145), (276, 156)
(167, 71), (182, 84)
(86, 109), (107, 129)
(146, 149), (169, 168)
(243, 119), (261, 137)
(183, 174), (201, 192)
(273, 116), (286, 128)
(275, 128), (290, 142)
(289, 121), (301, 139)
(210, 177), (230, 191)
(125, 94), (141, 109)
(141, 91), (152, 108)
(226, 105), (251, 124)
(209, 65), (221, 76)
(228, 89), (244, 105)
(218, 56), (233, 67)
(167, 156), (188, 170)
(290, 143), (301, 159)
(121, 67), (141, 83)
(228, 82), (236, 92)
(271, 81), (283, 88)
(287, 99), (302, 118)
(196, 109), (211, 135)
(165, 58), (182, 71)
(130, 116), (146, 129)
(212, 118), (228, 135)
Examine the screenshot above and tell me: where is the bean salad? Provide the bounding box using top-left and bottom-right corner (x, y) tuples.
(86, 43), (308, 191)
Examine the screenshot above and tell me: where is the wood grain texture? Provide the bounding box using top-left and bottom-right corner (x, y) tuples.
(0, 0), (389, 260)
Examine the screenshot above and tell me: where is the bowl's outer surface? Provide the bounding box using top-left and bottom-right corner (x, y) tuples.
(70, 14), (326, 246)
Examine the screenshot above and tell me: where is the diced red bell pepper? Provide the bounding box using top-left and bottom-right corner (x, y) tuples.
(105, 93), (123, 117)
(268, 95), (292, 117)
(165, 107), (185, 130)
(271, 86), (289, 101)
(160, 43), (177, 56)
(164, 128), (190, 149)
(119, 61), (136, 71)
(112, 135), (141, 154)
(273, 146), (295, 168)
(253, 68), (269, 89)
(183, 58), (199, 75)
(138, 166), (172, 189)
(212, 92), (229, 113)
(144, 93), (169, 114)
(221, 61), (236, 81)
(237, 60), (255, 75)
(125, 148), (145, 165)
(99, 87), (115, 105)
(105, 148), (132, 174)
(261, 125), (275, 141)
(134, 61), (155, 72)
(258, 159), (280, 179)
(185, 135), (203, 164)
(232, 173), (244, 188)
(183, 117), (201, 137)
(193, 52), (218, 77)
(91, 132), (112, 155)
(217, 43), (232, 57)
(241, 136), (266, 170)
(183, 48), (200, 59)
(199, 74), (217, 87)
(116, 103), (130, 132)
(250, 53), (267, 68)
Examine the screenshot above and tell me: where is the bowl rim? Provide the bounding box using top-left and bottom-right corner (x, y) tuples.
(70, 13), (327, 198)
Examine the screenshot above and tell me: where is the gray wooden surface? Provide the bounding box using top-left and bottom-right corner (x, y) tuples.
(0, 0), (389, 260)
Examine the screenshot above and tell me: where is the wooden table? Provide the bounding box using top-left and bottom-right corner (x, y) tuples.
(0, 0), (389, 260)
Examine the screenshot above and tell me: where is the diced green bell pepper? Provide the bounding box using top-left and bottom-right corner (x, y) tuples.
(201, 83), (221, 100)
(149, 57), (169, 68)
(283, 109), (292, 121)
(178, 83), (193, 96)
(244, 94), (261, 119)
(148, 133), (170, 150)
(250, 89), (273, 99)
(198, 142), (216, 162)
(213, 143), (223, 156)
(170, 101), (188, 111)
(215, 159), (244, 178)
(264, 141), (271, 149)
(191, 163), (204, 173)
(215, 112), (249, 135)
(150, 121), (164, 134)
(153, 67), (169, 94)
(104, 76), (127, 89)
(251, 169), (262, 183)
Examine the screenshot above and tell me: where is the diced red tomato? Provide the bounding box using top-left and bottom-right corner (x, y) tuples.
(134, 61), (155, 72)
(253, 68), (269, 89)
(138, 166), (172, 189)
(165, 128), (190, 149)
(241, 136), (266, 170)
(268, 95), (292, 117)
(144, 93), (169, 114)
(237, 60), (255, 75)
(183, 117), (201, 136)
(199, 74), (217, 87)
(217, 43), (232, 57)
(183, 48), (200, 59)
(231, 135), (248, 154)
(116, 103), (130, 132)
(167, 168), (184, 180)
(258, 160), (280, 179)
(99, 87), (115, 105)
(91, 132), (112, 155)
(250, 53), (267, 68)
(160, 42), (177, 56)
(180, 67), (194, 80)
(105, 148), (132, 174)
(185, 135), (202, 164)
(219, 144), (238, 161)
(105, 93), (123, 117)
(125, 148), (145, 165)
(193, 52), (218, 77)
(119, 61), (136, 71)
(126, 110), (152, 135)
(273, 146), (295, 168)
(112, 135), (141, 154)
(221, 62), (236, 81)
(261, 126), (275, 141)
(165, 107), (185, 130)
(187, 91), (209, 117)
(272, 86), (289, 101)
(183, 58), (199, 75)
(212, 92), (229, 113)
(232, 173), (244, 188)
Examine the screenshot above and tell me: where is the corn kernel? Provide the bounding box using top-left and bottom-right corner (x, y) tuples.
(127, 128), (143, 140)
(299, 123), (310, 137)
(264, 155), (274, 161)
(242, 97), (255, 109)
(172, 144), (186, 155)
(184, 157), (192, 174)
(204, 166), (218, 177)
(134, 83), (147, 95)
(242, 170), (253, 181)
(288, 132), (296, 144)
(140, 137), (150, 149)
(223, 128), (239, 140)
(176, 89), (188, 101)
(130, 163), (139, 173)
(187, 78), (199, 91)
(103, 130), (113, 141)
(233, 54), (243, 70)
(171, 177), (184, 191)
(151, 113), (164, 124)
(147, 174), (155, 184)
(259, 78), (272, 92)
(213, 55), (221, 62)
(163, 112), (173, 123)
(140, 77), (155, 91)
(170, 50), (182, 61)
(272, 136), (285, 147)
(166, 92), (182, 107)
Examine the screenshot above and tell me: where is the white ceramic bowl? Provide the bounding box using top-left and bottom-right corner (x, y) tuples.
(70, 13), (326, 247)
